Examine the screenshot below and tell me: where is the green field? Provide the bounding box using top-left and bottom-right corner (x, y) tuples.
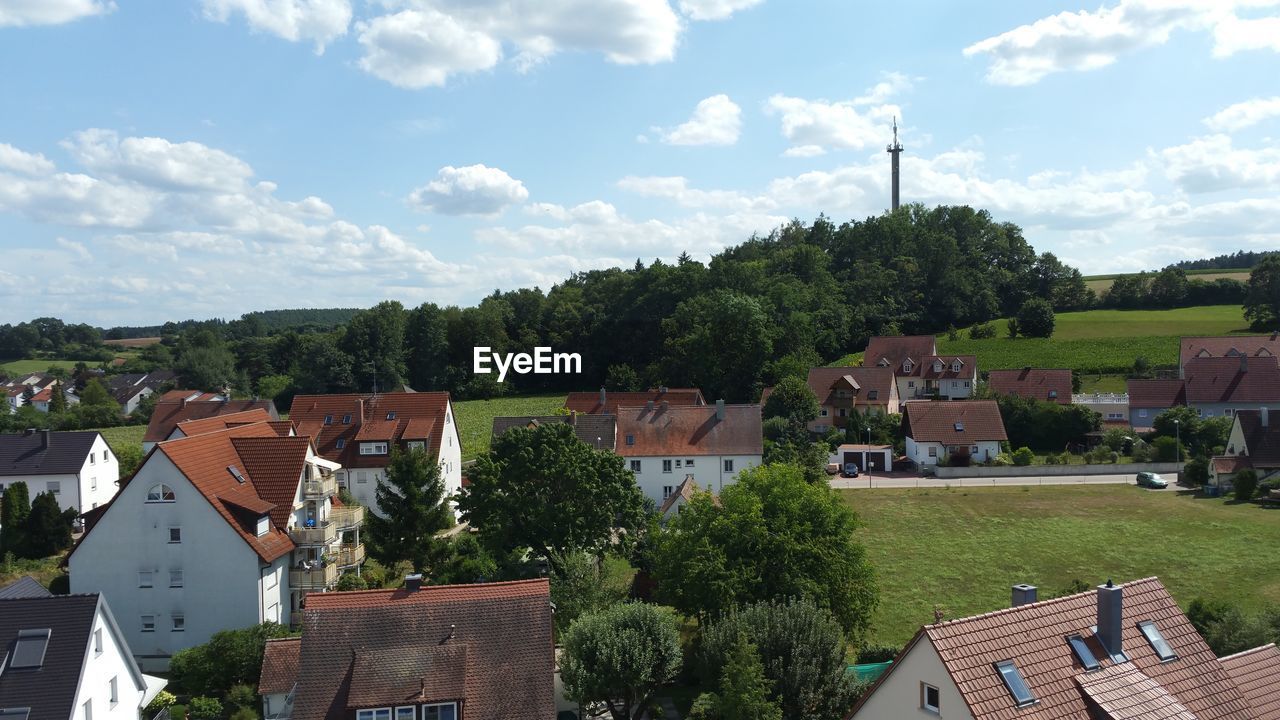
(453, 394), (567, 461)
(93, 425), (146, 452)
(1084, 268), (1252, 294)
(846, 485), (1280, 645)
(1077, 373), (1128, 394)
(0, 359), (82, 375)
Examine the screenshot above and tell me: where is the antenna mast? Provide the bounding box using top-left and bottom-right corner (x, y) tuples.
(886, 117), (903, 211)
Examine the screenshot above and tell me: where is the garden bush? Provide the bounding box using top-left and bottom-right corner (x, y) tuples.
(1234, 469), (1259, 502)
(1011, 447), (1035, 466)
(189, 697), (222, 720)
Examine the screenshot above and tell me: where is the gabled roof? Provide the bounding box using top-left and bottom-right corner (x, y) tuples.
(1236, 410), (1280, 467)
(803, 367), (896, 407)
(659, 475), (703, 515)
(144, 397), (278, 443)
(987, 368), (1073, 405)
(1220, 644), (1280, 719)
(0, 594), (99, 717)
(615, 404), (763, 457)
(863, 335), (938, 375)
(564, 388), (705, 415)
(259, 637), (302, 695)
(0, 576), (51, 599)
(289, 392), (451, 468)
(1128, 379), (1187, 408)
(0, 430), (100, 477)
(902, 400), (1007, 442)
(1180, 334), (1280, 369)
(491, 414), (617, 451)
(230, 436), (313, 529)
(1183, 355), (1280, 404)
(174, 408), (275, 439)
(920, 355), (978, 380)
(286, 579), (554, 720)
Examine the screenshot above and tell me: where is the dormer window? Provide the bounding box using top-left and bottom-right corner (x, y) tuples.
(323, 414), (333, 425)
(877, 358), (890, 367)
(386, 411), (396, 420)
(903, 359), (914, 373)
(360, 442), (389, 455)
(342, 414), (352, 424)
(256, 515), (270, 537)
(952, 360), (962, 372)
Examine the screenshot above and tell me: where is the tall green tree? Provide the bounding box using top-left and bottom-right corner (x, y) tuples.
(341, 300), (408, 390)
(459, 423), (647, 574)
(560, 603), (682, 720)
(761, 376), (819, 427)
(405, 302), (450, 391)
(23, 491), (75, 558)
(1015, 297), (1056, 338)
(78, 378), (116, 408)
(713, 634), (782, 720)
(662, 290), (776, 403)
(168, 622), (295, 697)
(48, 381), (68, 413)
(548, 551), (632, 634)
(176, 345), (237, 392)
(364, 447), (454, 575)
(0, 481), (31, 556)
(1245, 254), (1280, 329)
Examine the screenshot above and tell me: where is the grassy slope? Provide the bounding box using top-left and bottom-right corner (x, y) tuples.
(453, 394), (567, 462)
(94, 425), (146, 453)
(1084, 268), (1252, 294)
(846, 485), (1280, 645)
(1, 359), (82, 374)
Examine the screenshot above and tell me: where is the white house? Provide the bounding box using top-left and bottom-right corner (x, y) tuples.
(0, 429), (119, 514)
(616, 400), (762, 507)
(863, 335), (977, 401)
(0, 589), (167, 720)
(902, 400), (1007, 466)
(1211, 407), (1280, 491)
(69, 422), (362, 672)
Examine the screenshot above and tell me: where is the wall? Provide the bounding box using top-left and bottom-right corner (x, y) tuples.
(907, 440), (1001, 466)
(78, 434), (121, 512)
(852, 638), (973, 720)
(628, 454), (761, 506)
(933, 462), (1183, 479)
(1193, 402), (1280, 420)
(70, 600), (156, 720)
(2, 472), (79, 512)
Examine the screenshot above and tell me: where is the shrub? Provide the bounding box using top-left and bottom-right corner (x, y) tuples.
(229, 709), (259, 720)
(968, 322), (997, 339)
(189, 697), (223, 720)
(1042, 453), (1059, 466)
(1108, 451), (1120, 464)
(144, 691), (177, 717)
(991, 453), (1013, 466)
(1152, 436), (1181, 462)
(47, 574), (70, 594)
(1006, 317), (1020, 338)
(335, 572), (368, 591)
(946, 326), (959, 341)
(688, 694), (720, 720)
(1016, 298), (1056, 338)
(855, 644), (901, 664)
(1012, 447), (1035, 466)
(1234, 469), (1259, 502)
(1183, 457), (1210, 487)
(226, 684), (257, 710)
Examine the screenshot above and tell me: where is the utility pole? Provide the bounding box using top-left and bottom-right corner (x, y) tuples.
(886, 117), (903, 211)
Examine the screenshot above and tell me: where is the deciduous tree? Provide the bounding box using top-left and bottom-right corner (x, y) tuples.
(1245, 255), (1280, 329)
(560, 603), (682, 720)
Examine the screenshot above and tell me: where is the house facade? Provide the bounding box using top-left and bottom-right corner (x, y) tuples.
(798, 367), (899, 434)
(902, 400), (1006, 466)
(1180, 333), (1280, 376)
(1211, 408), (1280, 491)
(1073, 392), (1130, 425)
(0, 429), (119, 514)
(863, 335), (976, 401)
(1129, 355), (1280, 430)
(616, 401), (762, 507)
(987, 368), (1072, 405)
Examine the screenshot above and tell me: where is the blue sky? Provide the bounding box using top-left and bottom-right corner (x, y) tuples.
(1, 0), (1278, 325)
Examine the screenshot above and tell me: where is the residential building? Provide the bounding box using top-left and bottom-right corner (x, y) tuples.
(1219, 643), (1280, 718)
(3, 374), (62, 414)
(902, 400), (1006, 466)
(564, 387), (705, 415)
(289, 393), (462, 517)
(829, 444), (894, 473)
(0, 429), (119, 514)
(1127, 379), (1187, 431)
(0, 591), (167, 720)
(491, 412), (617, 451)
(616, 400), (762, 506)
(106, 370), (177, 416)
(30, 383), (80, 412)
(1128, 355), (1280, 430)
(863, 335), (976, 400)
(143, 394), (278, 451)
(986, 367), (1072, 405)
(1074, 392), (1130, 426)
(258, 576), (555, 720)
(1211, 408), (1280, 491)
(796, 366), (899, 434)
(69, 422), (362, 671)
(658, 474), (717, 521)
(1180, 333), (1280, 376)
(849, 577), (1267, 719)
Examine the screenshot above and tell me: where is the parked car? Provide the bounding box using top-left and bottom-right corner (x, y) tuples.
(825, 462), (840, 475)
(1136, 472), (1168, 489)
(843, 462), (860, 478)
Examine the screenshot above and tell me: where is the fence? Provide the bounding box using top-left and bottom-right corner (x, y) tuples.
(933, 462), (1183, 479)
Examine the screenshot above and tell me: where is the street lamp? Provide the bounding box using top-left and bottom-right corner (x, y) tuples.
(866, 425), (873, 489)
(1173, 419), (1181, 463)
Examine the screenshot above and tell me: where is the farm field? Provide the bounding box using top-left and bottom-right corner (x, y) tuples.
(453, 394), (567, 461)
(1084, 268), (1251, 294)
(1, 359), (82, 375)
(93, 424), (146, 452)
(845, 485), (1280, 646)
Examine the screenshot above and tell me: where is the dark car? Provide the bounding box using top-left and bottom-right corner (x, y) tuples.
(843, 462), (860, 478)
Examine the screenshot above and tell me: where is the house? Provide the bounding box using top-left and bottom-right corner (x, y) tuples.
(0, 591), (167, 720)
(657, 474), (719, 520)
(902, 400), (1006, 466)
(1219, 643), (1280, 718)
(491, 412), (617, 451)
(798, 367), (899, 434)
(0, 575), (52, 599)
(849, 577), (1266, 719)
(987, 367), (1072, 405)
(1127, 379), (1187, 431)
(69, 421), (362, 671)
(829, 444), (894, 474)
(1074, 391), (1130, 426)
(1180, 333), (1280, 376)
(289, 393), (462, 517)
(1128, 355), (1280, 430)
(863, 335), (976, 401)
(106, 370), (177, 415)
(616, 400), (762, 506)
(143, 394), (278, 451)
(0, 429), (119, 514)
(258, 576), (555, 720)
(3, 374), (62, 414)
(1211, 408), (1280, 491)
(29, 383), (80, 412)
(564, 387), (705, 415)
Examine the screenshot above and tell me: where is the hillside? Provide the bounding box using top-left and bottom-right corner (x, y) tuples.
(1083, 267), (1251, 294)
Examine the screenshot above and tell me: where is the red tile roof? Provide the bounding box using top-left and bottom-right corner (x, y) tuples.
(289, 392), (450, 468)
(920, 355), (978, 380)
(144, 397), (278, 442)
(231, 436), (313, 529)
(1236, 409), (1280, 467)
(1220, 644), (1280, 719)
(1213, 455), (1252, 474)
(1180, 334), (1280, 369)
(803, 367), (896, 408)
(1076, 664), (1197, 719)
(175, 408), (274, 438)
(987, 368), (1073, 404)
(258, 637), (301, 695)
(1128, 379), (1188, 409)
(902, 400), (1007, 442)
(615, 403), (762, 457)
(1183, 355), (1280, 404)
(658, 475), (715, 515)
(863, 335), (937, 374)
(564, 387), (706, 415)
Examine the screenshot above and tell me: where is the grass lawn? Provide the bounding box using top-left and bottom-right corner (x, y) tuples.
(1077, 373), (1128, 394)
(453, 394), (567, 461)
(844, 485), (1280, 646)
(0, 358), (82, 375)
(92, 424), (146, 452)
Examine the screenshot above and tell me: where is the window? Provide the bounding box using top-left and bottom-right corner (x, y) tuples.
(933, 361), (943, 373)
(342, 413), (352, 424)
(663, 486), (673, 499)
(686, 459), (694, 467)
(357, 471), (369, 484)
(626, 434), (635, 446)
(1139, 409), (1148, 417)
(663, 460), (673, 473)
(838, 408), (848, 417)
(172, 615), (185, 632)
(147, 484), (176, 502)
(407, 440), (425, 451)
(1226, 408), (1235, 416)
(1108, 412), (1123, 420)
(954, 422), (964, 431)
(396, 708), (415, 720)
(323, 414), (333, 425)
(169, 570), (184, 588)
(723, 459), (734, 472)
(964, 380), (971, 387)
(952, 361), (962, 372)
(103, 450), (109, 462)
(48, 481), (61, 494)
(109, 676), (118, 705)
(908, 381), (915, 388)
(630, 460), (641, 472)
(360, 442), (389, 455)
(1068, 634), (1100, 671)
(91, 476), (97, 491)
(141, 615), (155, 632)
(227, 465), (246, 484)
(952, 381), (959, 388)
(90, 452), (96, 464)
(868, 390), (879, 400)
(138, 571), (153, 588)
(256, 516), (270, 537)
(387, 411), (397, 420)
(995, 660), (1037, 706)
(169, 527), (182, 544)
(675, 459), (682, 468)
(970, 446), (978, 454)
(336, 438), (346, 449)
(921, 683), (940, 713)
(1139, 621), (1177, 661)
(820, 408), (828, 417)
(422, 704), (456, 720)
(928, 446), (938, 457)
(93, 629), (103, 655)
(356, 710), (392, 720)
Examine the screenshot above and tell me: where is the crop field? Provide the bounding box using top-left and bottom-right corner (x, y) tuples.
(845, 485), (1280, 646)
(1, 359), (82, 375)
(453, 394), (567, 461)
(1083, 268), (1252, 294)
(94, 424), (146, 452)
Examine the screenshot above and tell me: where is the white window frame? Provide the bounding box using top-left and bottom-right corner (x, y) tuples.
(662, 460), (673, 473)
(141, 615), (155, 633)
(723, 459), (735, 472)
(169, 569), (184, 588)
(146, 484), (176, 502)
(357, 471), (369, 484)
(421, 703), (457, 720)
(395, 708), (415, 720)
(360, 442), (389, 455)
(928, 446), (938, 458)
(109, 676), (118, 706)
(407, 440), (426, 451)
(630, 460), (641, 473)
(91, 475), (97, 491)
(663, 485), (673, 499)
(922, 682), (940, 713)
(686, 459), (695, 467)
(1139, 409), (1148, 417)
(168, 527), (182, 544)
(172, 615), (185, 632)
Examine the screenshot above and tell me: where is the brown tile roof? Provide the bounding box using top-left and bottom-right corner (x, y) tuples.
(231, 436), (313, 529)
(175, 408), (275, 438)
(1220, 644), (1280, 719)
(491, 414), (617, 451)
(1180, 334), (1280, 369)
(1128, 379), (1187, 409)
(804, 367), (896, 407)
(145, 398), (278, 442)
(564, 388), (706, 415)
(863, 335), (938, 375)
(987, 368), (1073, 404)
(158, 389), (221, 402)
(1076, 664), (1198, 719)
(615, 403), (762, 457)
(902, 400), (1007, 442)
(290, 580), (554, 720)
(259, 636), (302, 695)
(289, 392), (451, 468)
(1213, 455), (1253, 474)
(1183, 355), (1280, 404)
(920, 355), (978, 380)
(1236, 410), (1280, 466)
(659, 475), (704, 515)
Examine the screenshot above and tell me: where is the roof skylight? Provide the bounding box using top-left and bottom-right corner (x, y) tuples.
(227, 465), (246, 484)
(1139, 621), (1177, 661)
(995, 660), (1036, 706)
(1068, 634), (1100, 671)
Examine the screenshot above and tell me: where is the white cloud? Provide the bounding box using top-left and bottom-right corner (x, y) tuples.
(407, 164), (530, 216)
(0, 144), (56, 176)
(355, 9), (504, 88)
(766, 94), (899, 154)
(963, 0), (1280, 86)
(1204, 96), (1280, 131)
(0, 0), (114, 27)
(63, 129), (254, 193)
(659, 95), (742, 146)
(55, 237), (92, 261)
(200, 0), (352, 53)
(1155, 134), (1280, 192)
(677, 0), (762, 21)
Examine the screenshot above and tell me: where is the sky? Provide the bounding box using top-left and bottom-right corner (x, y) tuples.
(1, 0), (1279, 326)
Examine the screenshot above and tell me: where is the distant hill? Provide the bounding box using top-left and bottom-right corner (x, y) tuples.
(105, 307), (362, 338)
(1168, 250), (1277, 271)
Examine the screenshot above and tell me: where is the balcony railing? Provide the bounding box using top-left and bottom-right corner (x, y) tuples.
(827, 396), (855, 409)
(303, 475), (337, 498)
(289, 563), (337, 590)
(289, 521), (336, 546)
(331, 504), (365, 530)
(336, 543), (365, 568)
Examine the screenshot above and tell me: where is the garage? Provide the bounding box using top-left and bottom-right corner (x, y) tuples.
(834, 444), (893, 472)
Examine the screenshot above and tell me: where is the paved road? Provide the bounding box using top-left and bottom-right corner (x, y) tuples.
(831, 473), (1180, 490)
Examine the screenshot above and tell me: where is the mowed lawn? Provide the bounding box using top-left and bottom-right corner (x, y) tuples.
(453, 394), (567, 461)
(844, 485), (1280, 646)
(1, 358), (82, 374)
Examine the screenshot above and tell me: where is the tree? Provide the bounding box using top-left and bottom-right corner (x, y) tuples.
(653, 463), (877, 636)
(364, 447), (453, 575)
(255, 374), (293, 402)
(0, 481), (31, 556)
(176, 345), (237, 392)
(1244, 254), (1280, 329)
(405, 302), (450, 391)
(168, 622), (295, 696)
(713, 634), (782, 720)
(605, 364), (642, 392)
(1012, 447), (1035, 466)
(699, 598), (859, 720)
(22, 492), (75, 558)
(662, 290), (776, 403)
(1149, 267), (1189, 307)
(1016, 298), (1055, 338)
(560, 603), (682, 720)
(341, 300), (408, 390)
(459, 423), (647, 574)
(761, 376), (819, 427)
(1152, 436), (1182, 462)
(549, 551), (632, 634)
(48, 381), (67, 414)
(1234, 469), (1259, 502)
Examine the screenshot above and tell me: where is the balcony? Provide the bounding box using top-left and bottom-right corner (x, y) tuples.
(828, 396), (856, 409)
(289, 520), (336, 546)
(331, 504), (365, 530)
(336, 543), (365, 568)
(289, 563), (337, 590)
(303, 475), (337, 498)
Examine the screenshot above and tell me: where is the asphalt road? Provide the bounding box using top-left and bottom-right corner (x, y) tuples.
(830, 473), (1180, 490)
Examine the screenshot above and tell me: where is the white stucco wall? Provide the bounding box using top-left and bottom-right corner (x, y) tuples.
(70, 600), (158, 720)
(852, 638), (973, 720)
(907, 438), (1001, 466)
(78, 434), (120, 511)
(626, 454), (761, 507)
(342, 402), (464, 519)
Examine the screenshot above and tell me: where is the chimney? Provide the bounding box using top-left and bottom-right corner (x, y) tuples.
(1096, 580), (1124, 658)
(645, 400), (654, 411)
(659, 385), (668, 394)
(405, 573), (423, 592)
(40, 429), (49, 451)
(1262, 406), (1270, 428)
(180, 397), (188, 408)
(599, 387), (607, 407)
(1011, 583), (1037, 607)
(569, 410), (577, 427)
(1241, 354), (1248, 373)
(715, 399), (725, 420)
